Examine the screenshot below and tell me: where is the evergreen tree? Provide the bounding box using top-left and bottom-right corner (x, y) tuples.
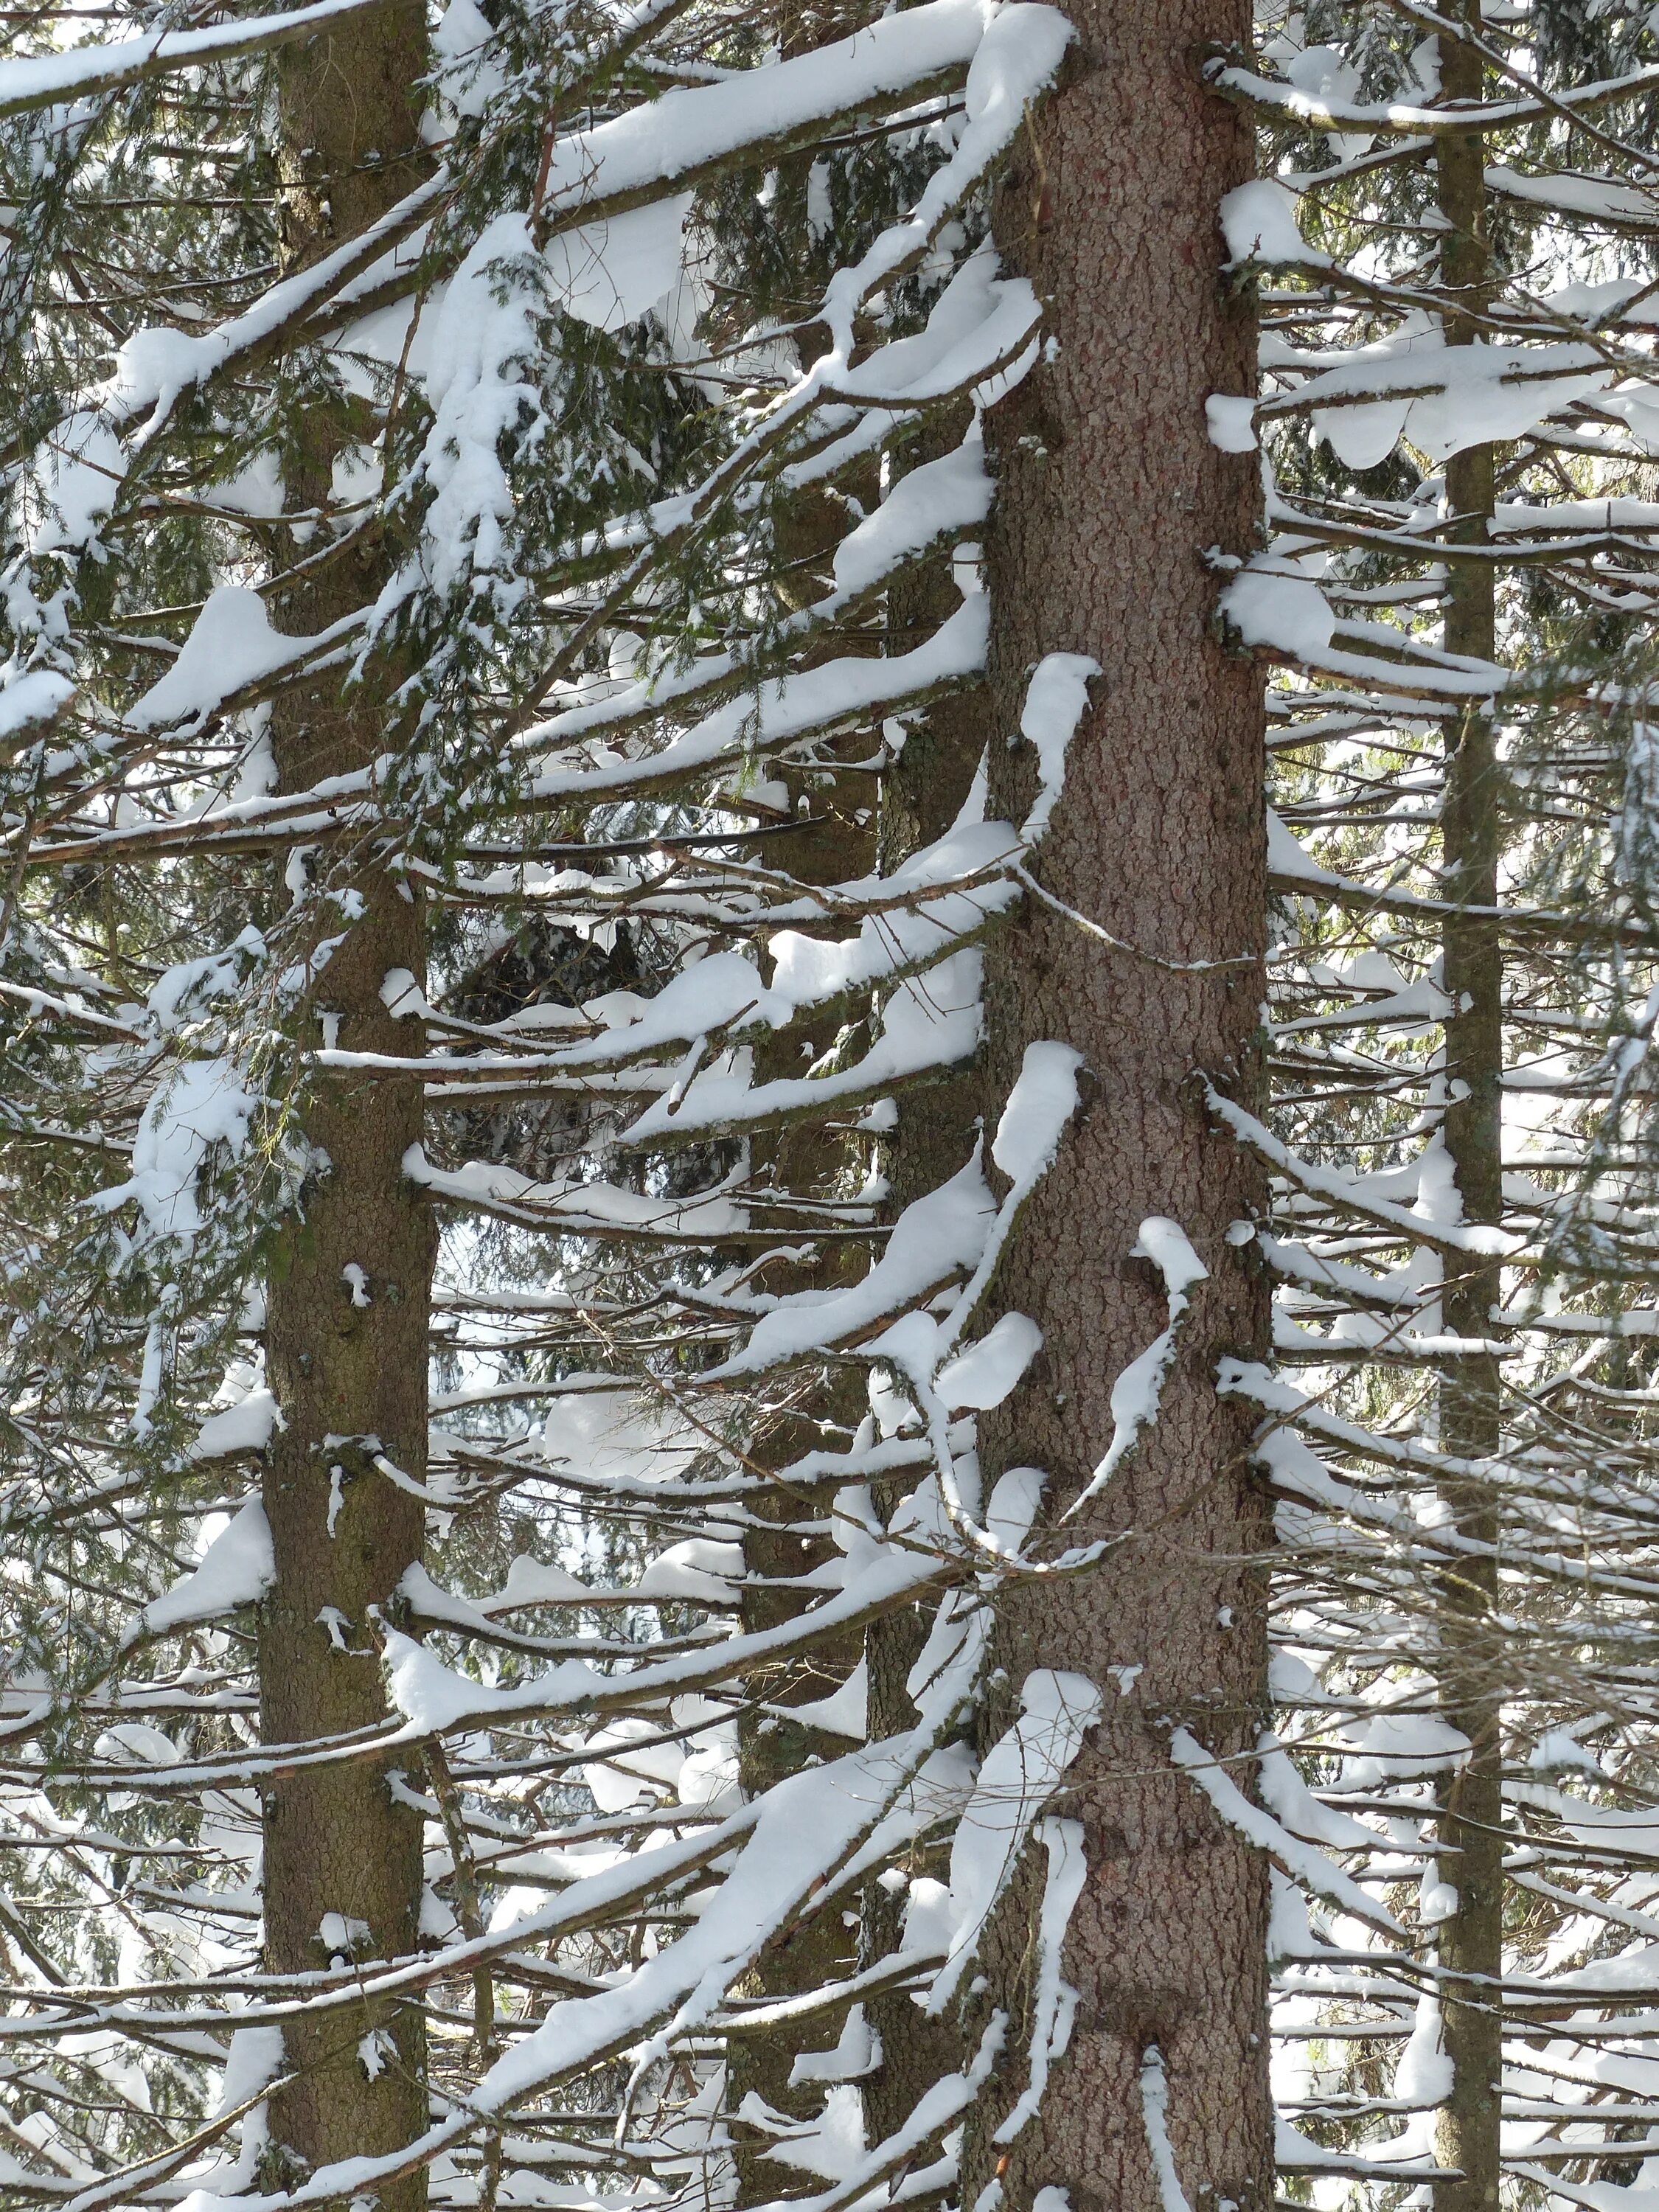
(8, 4), (1659, 2212)
(1219, 2), (1659, 2205)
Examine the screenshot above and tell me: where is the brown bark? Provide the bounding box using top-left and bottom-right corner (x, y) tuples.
(728, 476), (874, 2201)
(1433, 14), (1504, 2210)
(257, 6), (434, 2204)
(728, 1499), (863, 2197)
(959, 6), (1272, 2208)
(861, 410), (984, 2151)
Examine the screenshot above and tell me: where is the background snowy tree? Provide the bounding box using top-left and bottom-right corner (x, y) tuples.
(1220, 3), (1659, 2208)
(0, 2), (1122, 2208)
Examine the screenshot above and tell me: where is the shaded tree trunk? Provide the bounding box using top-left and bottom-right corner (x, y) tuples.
(1433, 12), (1504, 2210)
(257, 6), (434, 2203)
(961, 5), (1272, 2207)
(728, 481), (874, 2202)
(860, 407), (984, 2151)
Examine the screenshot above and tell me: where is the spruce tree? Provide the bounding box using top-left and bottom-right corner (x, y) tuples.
(9, 6), (1659, 2212)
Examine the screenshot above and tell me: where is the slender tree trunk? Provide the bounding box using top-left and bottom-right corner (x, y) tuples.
(257, 7), (434, 2202)
(728, 480), (874, 2201)
(860, 407), (984, 2149)
(726, 52), (933, 2156)
(1433, 13), (1504, 2211)
(961, 5), (1272, 2208)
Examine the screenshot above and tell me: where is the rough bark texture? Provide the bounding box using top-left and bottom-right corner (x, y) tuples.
(959, 7), (1273, 2209)
(257, 6), (434, 2202)
(272, 0), (430, 262)
(1433, 15), (1504, 2209)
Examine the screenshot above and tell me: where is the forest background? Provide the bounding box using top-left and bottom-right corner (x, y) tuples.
(1, 4), (1658, 2212)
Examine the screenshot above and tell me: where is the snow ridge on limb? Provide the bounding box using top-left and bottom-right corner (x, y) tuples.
(1063, 1217), (1207, 1518)
(926, 1670), (1102, 2013)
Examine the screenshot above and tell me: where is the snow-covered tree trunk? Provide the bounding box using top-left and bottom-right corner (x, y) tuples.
(731, 832), (869, 2199)
(961, 2), (1273, 2204)
(860, 408), (987, 2149)
(257, 4), (434, 2195)
(728, 354), (878, 2197)
(1432, 12), (1503, 2208)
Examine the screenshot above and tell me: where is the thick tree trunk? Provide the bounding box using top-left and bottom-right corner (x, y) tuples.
(1433, 13), (1504, 2211)
(961, 6), (1272, 2209)
(257, 6), (434, 2203)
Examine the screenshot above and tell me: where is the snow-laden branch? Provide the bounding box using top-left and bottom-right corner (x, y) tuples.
(1062, 1218), (1208, 1520)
